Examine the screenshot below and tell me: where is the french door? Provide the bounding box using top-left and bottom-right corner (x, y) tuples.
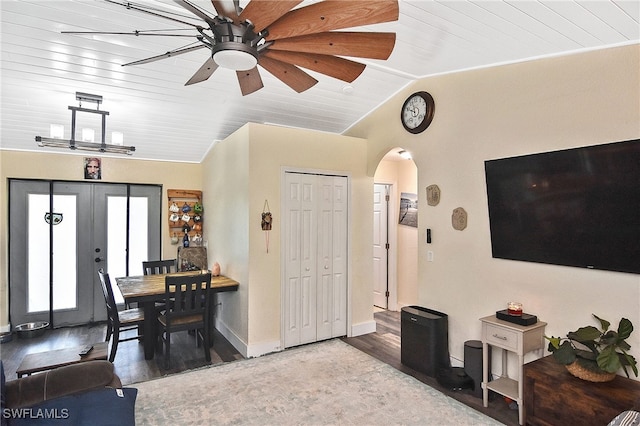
(8, 180), (161, 328)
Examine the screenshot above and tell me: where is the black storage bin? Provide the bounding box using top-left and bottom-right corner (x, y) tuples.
(401, 306), (449, 376)
(464, 340), (490, 398)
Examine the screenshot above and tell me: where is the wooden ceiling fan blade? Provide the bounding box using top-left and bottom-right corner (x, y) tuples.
(122, 45), (206, 66)
(258, 56), (318, 93)
(269, 32), (396, 60)
(266, 0), (399, 41)
(263, 50), (365, 83)
(211, 0), (239, 21)
(240, 0), (302, 33)
(236, 67), (264, 96)
(185, 57), (219, 86)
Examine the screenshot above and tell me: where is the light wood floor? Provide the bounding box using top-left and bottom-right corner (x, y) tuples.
(1, 310), (516, 425)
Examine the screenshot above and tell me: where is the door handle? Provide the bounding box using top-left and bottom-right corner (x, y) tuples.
(95, 257), (104, 263)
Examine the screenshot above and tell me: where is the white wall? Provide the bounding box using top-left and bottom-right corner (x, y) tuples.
(349, 44), (640, 378)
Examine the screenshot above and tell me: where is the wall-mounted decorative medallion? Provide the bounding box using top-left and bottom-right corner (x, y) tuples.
(426, 184), (441, 206)
(452, 207), (467, 231)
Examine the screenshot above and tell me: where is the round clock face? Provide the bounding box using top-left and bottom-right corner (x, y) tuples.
(401, 91), (435, 134)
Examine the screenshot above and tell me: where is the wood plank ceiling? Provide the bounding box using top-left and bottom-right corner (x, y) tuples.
(1, 0), (638, 162)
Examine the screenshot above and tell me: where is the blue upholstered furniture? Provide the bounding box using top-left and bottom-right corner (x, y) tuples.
(1, 360), (136, 425)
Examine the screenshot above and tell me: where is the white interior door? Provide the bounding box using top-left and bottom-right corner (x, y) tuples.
(284, 173), (316, 347)
(373, 184), (389, 309)
(317, 176), (347, 340)
(283, 172), (348, 348)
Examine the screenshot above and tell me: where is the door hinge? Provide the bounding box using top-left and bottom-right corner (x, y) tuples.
(385, 243), (390, 250)
(385, 194), (390, 202)
(385, 291), (390, 298)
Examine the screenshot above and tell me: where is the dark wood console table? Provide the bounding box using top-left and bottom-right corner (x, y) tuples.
(524, 355), (640, 425)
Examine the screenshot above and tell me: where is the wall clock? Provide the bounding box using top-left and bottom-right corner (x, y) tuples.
(401, 91), (435, 134)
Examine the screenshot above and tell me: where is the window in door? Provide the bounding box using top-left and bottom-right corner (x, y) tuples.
(27, 193), (77, 313)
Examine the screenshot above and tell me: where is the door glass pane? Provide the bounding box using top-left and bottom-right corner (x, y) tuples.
(27, 195), (49, 312)
(107, 196), (127, 281)
(128, 197), (149, 276)
(107, 196), (148, 278)
(27, 194), (77, 312)
(53, 195), (77, 310)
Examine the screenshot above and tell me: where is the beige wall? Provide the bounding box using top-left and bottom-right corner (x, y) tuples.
(0, 150), (201, 330)
(2, 44), (639, 376)
(348, 44), (640, 377)
(395, 159), (419, 306)
(202, 123), (371, 357)
(200, 126), (251, 352)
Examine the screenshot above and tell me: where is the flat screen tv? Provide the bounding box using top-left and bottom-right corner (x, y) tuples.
(484, 139), (640, 274)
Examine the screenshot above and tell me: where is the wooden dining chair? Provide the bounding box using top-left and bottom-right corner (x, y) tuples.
(97, 268), (145, 362)
(157, 273), (212, 368)
(142, 259), (177, 276)
(142, 259), (178, 311)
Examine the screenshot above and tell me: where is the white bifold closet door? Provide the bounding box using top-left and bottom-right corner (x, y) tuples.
(283, 172), (348, 348)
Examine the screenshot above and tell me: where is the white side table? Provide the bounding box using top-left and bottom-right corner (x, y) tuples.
(480, 315), (546, 425)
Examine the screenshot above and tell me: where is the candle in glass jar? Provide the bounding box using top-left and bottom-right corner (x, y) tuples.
(508, 302), (523, 316)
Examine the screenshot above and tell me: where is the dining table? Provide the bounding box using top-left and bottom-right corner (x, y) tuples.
(115, 271), (239, 360)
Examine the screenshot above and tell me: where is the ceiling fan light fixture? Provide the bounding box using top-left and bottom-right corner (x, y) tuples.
(213, 49), (257, 70)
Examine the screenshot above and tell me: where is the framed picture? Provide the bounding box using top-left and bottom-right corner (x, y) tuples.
(399, 192), (418, 227)
(84, 157), (102, 180)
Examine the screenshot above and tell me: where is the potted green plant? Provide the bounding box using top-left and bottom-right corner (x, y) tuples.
(545, 314), (638, 382)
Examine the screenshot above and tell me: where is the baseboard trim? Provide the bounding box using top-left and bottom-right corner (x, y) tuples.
(214, 317), (248, 358)
(216, 319), (379, 358)
(246, 340), (283, 358)
(214, 318), (284, 359)
(351, 320), (376, 337)
(0, 324), (10, 333)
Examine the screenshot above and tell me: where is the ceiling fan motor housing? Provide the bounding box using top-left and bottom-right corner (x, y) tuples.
(211, 22), (259, 70)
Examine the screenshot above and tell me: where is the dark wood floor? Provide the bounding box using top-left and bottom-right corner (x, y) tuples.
(342, 310), (518, 426)
(0, 322), (244, 385)
(1, 310), (516, 425)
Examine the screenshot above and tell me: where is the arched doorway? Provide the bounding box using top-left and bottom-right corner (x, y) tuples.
(372, 148), (418, 312)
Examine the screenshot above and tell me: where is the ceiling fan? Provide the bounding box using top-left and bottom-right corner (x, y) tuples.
(63, 0), (399, 95)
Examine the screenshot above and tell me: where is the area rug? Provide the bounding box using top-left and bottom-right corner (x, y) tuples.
(133, 339), (502, 425)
